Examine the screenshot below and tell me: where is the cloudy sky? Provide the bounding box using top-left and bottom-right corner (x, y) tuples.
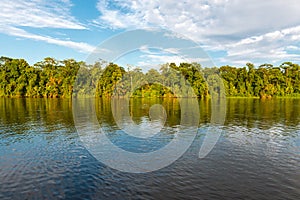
(1, 0), (300, 68)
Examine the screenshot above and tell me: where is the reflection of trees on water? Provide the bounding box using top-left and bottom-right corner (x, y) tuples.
(225, 98), (300, 129)
(96, 98), (182, 128)
(0, 98), (75, 143)
(97, 98), (300, 132)
(0, 98), (299, 141)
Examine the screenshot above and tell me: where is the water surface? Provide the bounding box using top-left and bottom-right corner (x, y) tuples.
(0, 98), (299, 199)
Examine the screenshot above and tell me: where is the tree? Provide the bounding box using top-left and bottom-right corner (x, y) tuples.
(96, 63), (125, 97)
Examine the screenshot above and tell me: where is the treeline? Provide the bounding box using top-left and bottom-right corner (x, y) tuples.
(1, 56), (300, 98)
(0, 57), (80, 98)
(96, 62), (210, 98)
(220, 62), (300, 98)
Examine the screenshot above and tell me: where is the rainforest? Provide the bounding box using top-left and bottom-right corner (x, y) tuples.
(1, 56), (300, 99)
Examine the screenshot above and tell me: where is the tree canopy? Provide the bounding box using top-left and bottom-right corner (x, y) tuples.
(0, 56), (300, 98)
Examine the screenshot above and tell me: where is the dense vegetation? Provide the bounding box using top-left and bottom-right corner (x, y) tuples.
(1, 56), (300, 98)
(0, 57), (80, 98)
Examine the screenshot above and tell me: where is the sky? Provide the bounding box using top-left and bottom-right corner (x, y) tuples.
(1, 0), (300, 69)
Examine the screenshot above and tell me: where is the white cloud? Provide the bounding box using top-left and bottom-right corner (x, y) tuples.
(94, 0), (300, 66)
(286, 45), (300, 51)
(138, 53), (209, 71)
(0, 26), (95, 53)
(221, 25), (300, 65)
(0, 0), (95, 53)
(139, 46), (180, 55)
(140, 54), (187, 66)
(0, 0), (85, 29)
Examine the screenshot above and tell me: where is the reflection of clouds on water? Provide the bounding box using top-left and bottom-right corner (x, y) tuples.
(224, 124), (300, 158)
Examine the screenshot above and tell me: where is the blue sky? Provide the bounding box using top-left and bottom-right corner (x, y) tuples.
(1, 0), (300, 69)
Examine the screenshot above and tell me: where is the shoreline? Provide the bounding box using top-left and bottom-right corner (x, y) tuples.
(1, 96), (300, 99)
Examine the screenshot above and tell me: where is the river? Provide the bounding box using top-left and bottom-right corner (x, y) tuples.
(0, 98), (299, 199)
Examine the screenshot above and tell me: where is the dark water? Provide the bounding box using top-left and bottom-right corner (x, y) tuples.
(0, 98), (299, 199)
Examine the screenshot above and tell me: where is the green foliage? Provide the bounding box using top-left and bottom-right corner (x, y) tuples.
(0, 57), (80, 98)
(1, 56), (300, 99)
(219, 62), (300, 98)
(96, 63), (125, 97)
